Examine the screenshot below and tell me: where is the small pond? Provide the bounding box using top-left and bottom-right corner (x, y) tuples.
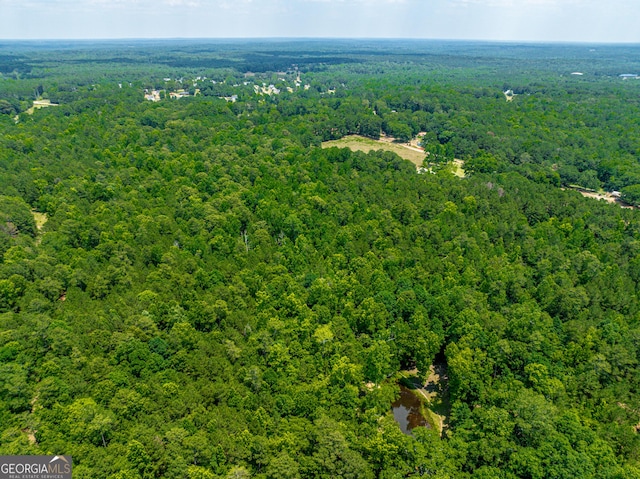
(391, 385), (430, 435)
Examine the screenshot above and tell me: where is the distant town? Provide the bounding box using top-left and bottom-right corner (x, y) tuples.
(143, 70), (314, 102)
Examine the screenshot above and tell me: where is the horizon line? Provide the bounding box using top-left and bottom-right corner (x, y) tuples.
(1, 37), (640, 46)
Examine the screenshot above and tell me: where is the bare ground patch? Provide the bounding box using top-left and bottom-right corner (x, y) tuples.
(564, 186), (636, 210)
(15, 100), (59, 122)
(26, 99), (59, 115)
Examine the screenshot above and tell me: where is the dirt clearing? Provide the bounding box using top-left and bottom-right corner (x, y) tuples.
(26, 99), (58, 115)
(564, 187), (635, 209)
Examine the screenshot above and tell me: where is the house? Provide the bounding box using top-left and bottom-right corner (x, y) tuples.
(169, 90), (190, 99)
(254, 84), (281, 96)
(144, 90), (161, 102)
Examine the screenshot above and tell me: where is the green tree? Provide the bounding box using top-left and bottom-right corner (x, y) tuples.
(311, 417), (375, 479)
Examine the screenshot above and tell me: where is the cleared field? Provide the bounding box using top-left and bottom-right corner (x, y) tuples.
(26, 99), (58, 115)
(322, 135), (466, 177)
(321, 135), (426, 167)
(15, 100), (60, 123)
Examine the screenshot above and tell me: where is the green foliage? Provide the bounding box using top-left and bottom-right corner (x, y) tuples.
(0, 100), (17, 115)
(0, 40), (640, 479)
(622, 184), (640, 206)
(0, 196), (36, 238)
(465, 151), (501, 175)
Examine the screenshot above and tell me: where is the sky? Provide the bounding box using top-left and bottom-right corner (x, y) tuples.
(0, 0), (638, 43)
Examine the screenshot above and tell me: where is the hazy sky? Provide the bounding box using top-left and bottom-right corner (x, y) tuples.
(1, 0), (638, 43)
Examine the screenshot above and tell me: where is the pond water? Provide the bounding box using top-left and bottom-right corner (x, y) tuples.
(391, 385), (430, 435)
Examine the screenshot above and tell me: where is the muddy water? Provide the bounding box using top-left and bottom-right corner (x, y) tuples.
(391, 385), (430, 435)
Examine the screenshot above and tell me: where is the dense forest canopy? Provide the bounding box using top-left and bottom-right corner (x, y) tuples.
(1, 40), (640, 478)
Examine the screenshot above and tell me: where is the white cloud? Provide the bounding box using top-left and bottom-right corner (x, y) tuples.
(449, 0), (590, 6)
(301, 0), (409, 3)
(164, 0), (200, 6)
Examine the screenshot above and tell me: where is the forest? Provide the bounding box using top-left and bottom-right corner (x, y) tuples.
(1, 39), (640, 478)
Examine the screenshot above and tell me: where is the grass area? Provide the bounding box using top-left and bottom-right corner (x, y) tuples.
(321, 135), (465, 178)
(322, 135), (426, 167)
(32, 211), (48, 231)
(452, 159), (465, 178)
